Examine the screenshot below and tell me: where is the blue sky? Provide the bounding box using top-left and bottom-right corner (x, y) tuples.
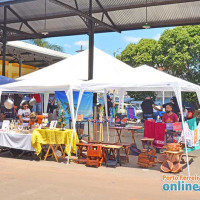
(46, 27), (173, 56)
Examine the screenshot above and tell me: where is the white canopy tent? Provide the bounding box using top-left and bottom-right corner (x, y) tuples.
(0, 47), (137, 164)
(80, 65), (200, 176)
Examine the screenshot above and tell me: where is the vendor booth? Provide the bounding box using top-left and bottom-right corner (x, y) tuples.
(0, 50), (200, 175)
(0, 48), (137, 163)
(80, 65), (200, 175)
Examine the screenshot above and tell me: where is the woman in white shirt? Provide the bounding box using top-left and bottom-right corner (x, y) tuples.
(18, 101), (31, 125)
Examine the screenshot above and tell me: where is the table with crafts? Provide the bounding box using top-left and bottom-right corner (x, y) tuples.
(109, 126), (143, 146)
(32, 128), (79, 161)
(0, 129), (35, 151)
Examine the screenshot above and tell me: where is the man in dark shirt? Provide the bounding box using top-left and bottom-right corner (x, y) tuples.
(107, 95), (113, 117)
(141, 95), (159, 120)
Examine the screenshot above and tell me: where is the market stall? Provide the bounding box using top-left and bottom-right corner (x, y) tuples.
(0, 48), (136, 163)
(80, 65), (200, 175)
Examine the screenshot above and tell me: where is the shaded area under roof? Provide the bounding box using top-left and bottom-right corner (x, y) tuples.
(0, 0), (200, 41)
(0, 41), (70, 68)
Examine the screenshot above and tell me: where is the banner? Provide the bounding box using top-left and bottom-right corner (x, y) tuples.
(55, 91), (93, 124)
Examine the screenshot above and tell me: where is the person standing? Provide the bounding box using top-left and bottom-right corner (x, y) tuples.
(141, 95), (159, 120)
(30, 93), (41, 114)
(107, 95), (113, 117)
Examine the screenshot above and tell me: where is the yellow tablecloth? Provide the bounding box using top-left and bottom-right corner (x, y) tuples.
(32, 129), (79, 155)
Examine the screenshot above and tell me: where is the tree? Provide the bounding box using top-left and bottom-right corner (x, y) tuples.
(127, 91), (157, 101)
(29, 39), (64, 52)
(154, 26), (200, 84)
(118, 26), (200, 106)
(118, 39), (157, 100)
(118, 39), (157, 67)
(154, 26), (200, 107)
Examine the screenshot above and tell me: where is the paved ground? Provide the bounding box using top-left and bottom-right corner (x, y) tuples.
(0, 127), (199, 200)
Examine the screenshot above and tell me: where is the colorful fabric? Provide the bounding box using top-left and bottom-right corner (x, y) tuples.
(173, 122), (182, 132)
(144, 120), (155, 138)
(32, 128), (79, 155)
(126, 107), (136, 119)
(144, 121), (166, 148)
(166, 123), (173, 130)
(186, 117), (197, 131)
(154, 122), (166, 148)
(181, 122), (193, 147)
(166, 130), (181, 144)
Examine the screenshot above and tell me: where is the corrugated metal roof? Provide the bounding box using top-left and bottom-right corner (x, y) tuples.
(0, 0), (200, 41)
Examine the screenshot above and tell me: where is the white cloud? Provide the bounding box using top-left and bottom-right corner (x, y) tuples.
(74, 40), (88, 47)
(124, 36), (141, 43)
(153, 34), (161, 41)
(64, 44), (71, 48)
(123, 33), (161, 43)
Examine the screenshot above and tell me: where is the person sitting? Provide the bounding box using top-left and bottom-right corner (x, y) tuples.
(141, 95), (160, 120)
(162, 104), (178, 123)
(18, 101), (31, 125)
(29, 112), (44, 127)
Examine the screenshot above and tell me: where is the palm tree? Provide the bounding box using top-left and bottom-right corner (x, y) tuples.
(29, 39), (64, 52)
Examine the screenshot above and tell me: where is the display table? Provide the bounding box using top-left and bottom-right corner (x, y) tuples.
(0, 130), (34, 151)
(32, 129), (79, 159)
(110, 126), (143, 145)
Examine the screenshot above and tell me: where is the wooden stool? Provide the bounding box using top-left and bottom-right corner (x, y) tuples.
(86, 144), (103, 168)
(141, 138), (154, 149)
(76, 143), (91, 164)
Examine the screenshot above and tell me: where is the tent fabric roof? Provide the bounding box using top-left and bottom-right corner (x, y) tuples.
(0, 47), (135, 92)
(82, 65), (200, 93)
(2, 49), (200, 94)
(17, 47), (134, 81)
(0, 0), (200, 41)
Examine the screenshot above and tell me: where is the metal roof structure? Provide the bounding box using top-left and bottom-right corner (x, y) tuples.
(1, 0), (200, 79)
(0, 0), (200, 41)
(0, 41), (70, 68)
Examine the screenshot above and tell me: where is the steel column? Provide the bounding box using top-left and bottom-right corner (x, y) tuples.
(2, 6), (7, 76)
(88, 0), (94, 80)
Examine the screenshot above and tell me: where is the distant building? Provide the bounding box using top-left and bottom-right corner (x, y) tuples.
(0, 41), (70, 78)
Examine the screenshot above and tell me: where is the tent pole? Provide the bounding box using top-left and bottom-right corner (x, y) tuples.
(19, 57), (22, 77)
(2, 6), (7, 76)
(88, 0), (94, 80)
(162, 91), (165, 104)
(174, 84), (190, 176)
